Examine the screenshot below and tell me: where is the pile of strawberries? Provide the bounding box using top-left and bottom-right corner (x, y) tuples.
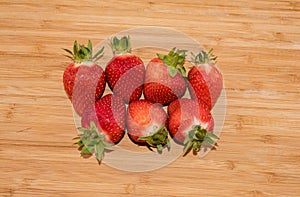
(63, 36), (223, 162)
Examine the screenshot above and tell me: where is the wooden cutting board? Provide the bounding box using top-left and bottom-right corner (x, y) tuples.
(1, 0), (299, 196)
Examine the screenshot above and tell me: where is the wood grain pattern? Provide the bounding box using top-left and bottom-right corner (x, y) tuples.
(1, 0), (300, 196)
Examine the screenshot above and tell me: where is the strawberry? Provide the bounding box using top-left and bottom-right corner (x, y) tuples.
(127, 100), (170, 152)
(188, 49), (223, 110)
(74, 94), (126, 162)
(63, 40), (106, 116)
(167, 98), (218, 155)
(144, 48), (187, 105)
(167, 98), (209, 116)
(105, 36), (145, 103)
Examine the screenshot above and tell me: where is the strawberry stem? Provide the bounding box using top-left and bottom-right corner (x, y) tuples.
(157, 48), (187, 78)
(74, 121), (113, 162)
(138, 126), (170, 153)
(110, 36), (131, 55)
(190, 48), (217, 65)
(183, 125), (219, 156)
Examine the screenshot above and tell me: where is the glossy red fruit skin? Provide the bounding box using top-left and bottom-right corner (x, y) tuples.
(167, 99), (214, 144)
(63, 63), (106, 116)
(144, 58), (186, 105)
(167, 98), (199, 115)
(187, 64), (223, 110)
(81, 94), (126, 144)
(105, 54), (145, 103)
(127, 100), (167, 144)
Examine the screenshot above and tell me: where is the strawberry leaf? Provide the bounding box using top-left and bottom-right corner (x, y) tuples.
(110, 36), (131, 55)
(77, 127), (89, 133)
(95, 143), (105, 161)
(73, 121), (115, 163)
(63, 48), (74, 57)
(103, 141), (114, 147)
(203, 137), (216, 145)
(64, 40), (102, 63)
(157, 53), (165, 59)
(93, 46), (104, 60)
(81, 146), (92, 155)
(77, 140), (84, 147)
(63, 55), (74, 60)
(73, 40), (78, 59)
(90, 121), (98, 131)
(183, 133), (192, 144)
(166, 139), (171, 149)
(120, 36), (129, 51)
(191, 52), (196, 58)
(206, 132), (219, 139)
(182, 125), (219, 156)
(168, 67), (178, 77)
(81, 45), (90, 58)
(157, 48), (187, 77)
(193, 141), (200, 151)
(188, 129), (196, 139)
(138, 136), (150, 141)
(138, 126), (170, 153)
(190, 48), (217, 65)
(177, 49), (187, 55)
(157, 144), (163, 153)
(177, 65), (186, 77)
(183, 141), (193, 156)
(178, 56), (185, 64)
(88, 40), (92, 52)
(169, 48), (175, 56)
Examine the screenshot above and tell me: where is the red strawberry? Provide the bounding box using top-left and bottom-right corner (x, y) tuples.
(167, 98), (218, 155)
(167, 98), (209, 116)
(144, 48), (187, 105)
(105, 36), (145, 103)
(63, 40), (106, 116)
(127, 100), (170, 152)
(188, 49), (223, 110)
(74, 94), (126, 162)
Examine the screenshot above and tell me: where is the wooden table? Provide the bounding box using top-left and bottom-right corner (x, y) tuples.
(1, 0), (300, 196)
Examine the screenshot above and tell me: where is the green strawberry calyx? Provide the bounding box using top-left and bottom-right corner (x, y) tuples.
(190, 48), (217, 65)
(182, 125), (219, 156)
(157, 48), (187, 78)
(138, 126), (171, 153)
(73, 121), (113, 163)
(110, 36), (131, 55)
(63, 40), (104, 64)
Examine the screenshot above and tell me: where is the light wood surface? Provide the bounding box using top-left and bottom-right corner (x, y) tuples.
(1, 0), (300, 196)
